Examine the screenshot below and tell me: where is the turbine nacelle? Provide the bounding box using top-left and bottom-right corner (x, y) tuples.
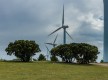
(62, 25), (69, 28)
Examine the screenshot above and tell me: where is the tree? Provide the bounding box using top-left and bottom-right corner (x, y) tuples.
(5, 40), (41, 62)
(38, 54), (46, 61)
(73, 43), (99, 64)
(50, 56), (58, 62)
(51, 44), (74, 63)
(50, 43), (99, 64)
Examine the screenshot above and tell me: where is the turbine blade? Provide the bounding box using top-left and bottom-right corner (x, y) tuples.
(53, 44), (57, 48)
(66, 31), (73, 40)
(53, 34), (58, 44)
(46, 43), (53, 45)
(48, 27), (62, 36)
(45, 45), (50, 52)
(62, 4), (64, 26)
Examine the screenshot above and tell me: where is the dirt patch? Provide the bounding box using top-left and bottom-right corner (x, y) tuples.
(92, 63), (108, 67)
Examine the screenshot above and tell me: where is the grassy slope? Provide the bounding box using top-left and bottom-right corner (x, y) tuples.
(0, 61), (108, 80)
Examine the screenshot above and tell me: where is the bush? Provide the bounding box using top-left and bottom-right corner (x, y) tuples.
(38, 54), (46, 61)
(33, 58), (37, 61)
(50, 56), (58, 62)
(100, 60), (104, 63)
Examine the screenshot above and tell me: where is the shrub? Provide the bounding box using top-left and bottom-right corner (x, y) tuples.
(50, 56), (58, 62)
(38, 54), (46, 61)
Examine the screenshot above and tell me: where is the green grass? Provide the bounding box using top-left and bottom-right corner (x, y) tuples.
(0, 61), (108, 80)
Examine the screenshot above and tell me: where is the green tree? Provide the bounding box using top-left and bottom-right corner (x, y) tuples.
(51, 44), (74, 63)
(50, 56), (58, 62)
(50, 43), (99, 64)
(73, 43), (99, 64)
(38, 54), (46, 61)
(5, 40), (41, 62)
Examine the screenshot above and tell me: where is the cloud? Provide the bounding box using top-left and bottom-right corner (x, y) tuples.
(0, 0), (103, 62)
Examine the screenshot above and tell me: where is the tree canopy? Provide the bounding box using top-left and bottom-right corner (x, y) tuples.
(38, 54), (46, 61)
(5, 40), (41, 62)
(50, 43), (99, 64)
(50, 55), (58, 62)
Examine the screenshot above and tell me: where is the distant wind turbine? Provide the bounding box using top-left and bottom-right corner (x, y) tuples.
(45, 45), (50, 60)
(48, 5), (72, 44)
(46, 34), (58, 47)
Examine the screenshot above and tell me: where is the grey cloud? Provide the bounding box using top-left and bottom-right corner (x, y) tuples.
(0, 0), (103, 61)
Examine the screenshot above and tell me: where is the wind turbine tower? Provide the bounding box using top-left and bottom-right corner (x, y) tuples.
(62, 5), (69, 44)
(103, 0), (108, 62)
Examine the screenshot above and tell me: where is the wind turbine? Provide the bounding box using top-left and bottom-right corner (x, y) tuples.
(45, 45), (50, 60)
(46, 34), (58, 47)
(48, 5), (72, 44)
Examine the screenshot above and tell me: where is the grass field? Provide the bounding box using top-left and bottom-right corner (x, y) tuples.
(0, 61), (108, 80)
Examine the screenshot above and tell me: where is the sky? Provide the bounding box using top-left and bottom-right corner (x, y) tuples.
(0, 0), (103, 62)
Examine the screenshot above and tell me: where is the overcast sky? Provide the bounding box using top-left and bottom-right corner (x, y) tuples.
(0, 0), (103, 62)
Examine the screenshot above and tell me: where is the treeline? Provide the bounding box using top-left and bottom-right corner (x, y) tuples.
(4, 40), (99, 64)
(51, 43), (99, 64)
